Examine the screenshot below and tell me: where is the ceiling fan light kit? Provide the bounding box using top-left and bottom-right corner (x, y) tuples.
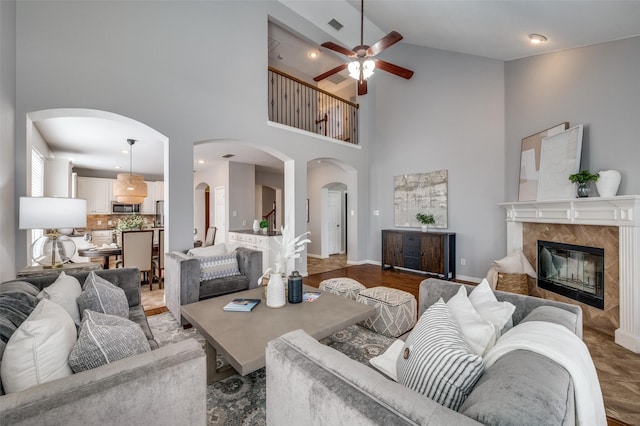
(113, 138), (147, 204)
(314, 0), (413, 95)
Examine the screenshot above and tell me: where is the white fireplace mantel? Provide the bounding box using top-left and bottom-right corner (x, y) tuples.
(499, 195), (640, 353)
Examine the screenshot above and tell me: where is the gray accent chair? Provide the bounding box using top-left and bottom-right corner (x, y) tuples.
(266, 278), (584, 425)
(0, 268), (207, 425)
(165, 247), (263, 325)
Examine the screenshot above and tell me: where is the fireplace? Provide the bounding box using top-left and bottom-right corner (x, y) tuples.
(499, 196), (640, 353)
(537, 240), (604, 309)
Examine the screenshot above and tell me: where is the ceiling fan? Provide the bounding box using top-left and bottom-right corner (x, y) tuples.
(313, 0), (414, 96)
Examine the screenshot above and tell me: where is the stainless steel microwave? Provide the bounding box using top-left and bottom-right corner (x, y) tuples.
(112, 202), (140, 213)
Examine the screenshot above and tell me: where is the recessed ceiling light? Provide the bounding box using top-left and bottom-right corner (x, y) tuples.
(198, 160), (205, 164)
(114, 165), (121, 169)
(122, 150), (129, 154)
(308, 50), (319, 59)
(528, 34), (547, 45)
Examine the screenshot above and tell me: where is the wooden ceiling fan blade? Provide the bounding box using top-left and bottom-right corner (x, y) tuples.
(367, 31), (403, 56)
(321, 42), (356, 57)
(357, 79), (368, 96)
(313, 63), (348, 82)
(376, 59), (414, 80)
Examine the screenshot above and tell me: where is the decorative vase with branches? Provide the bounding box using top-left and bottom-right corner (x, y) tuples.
(258, 224), (311, 308)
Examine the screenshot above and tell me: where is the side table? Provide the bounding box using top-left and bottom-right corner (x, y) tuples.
(16, 262), (102, 278)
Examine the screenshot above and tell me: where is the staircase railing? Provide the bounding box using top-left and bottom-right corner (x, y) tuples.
(268, 67), (359, 145)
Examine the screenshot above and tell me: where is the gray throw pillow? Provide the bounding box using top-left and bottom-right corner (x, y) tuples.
(0, 292), (40, 351)
(68, 310), (151, 373)
(77, 272), (129, 319)
(0, 281), (40, 297)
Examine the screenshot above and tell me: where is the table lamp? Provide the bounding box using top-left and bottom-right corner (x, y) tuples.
(19, 197), (87, 268)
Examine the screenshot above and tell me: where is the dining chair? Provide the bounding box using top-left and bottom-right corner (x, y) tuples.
(204, 226), (217, 247)
(120, 230), (154, 289)
(152, 229), (164, 288)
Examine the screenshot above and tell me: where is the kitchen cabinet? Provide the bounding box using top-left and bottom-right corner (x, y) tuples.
(381, 229), (456, 280)
(77, 177), (112, 214)
(77, 177), (163, 214)
(228, 231), (275, 274)
(139, 180), (164, 214)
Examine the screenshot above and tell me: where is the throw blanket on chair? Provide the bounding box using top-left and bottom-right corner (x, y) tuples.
(484, 321), (606, 426)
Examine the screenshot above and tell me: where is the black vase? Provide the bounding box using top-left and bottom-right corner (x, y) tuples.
(288, 271), (303, 304)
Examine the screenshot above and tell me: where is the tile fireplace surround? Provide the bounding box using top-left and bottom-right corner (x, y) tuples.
(500, 196), (640, 353)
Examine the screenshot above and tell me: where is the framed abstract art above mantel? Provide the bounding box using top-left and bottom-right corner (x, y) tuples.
(394, 170), (448, 229)
(518, 122), (569, 201)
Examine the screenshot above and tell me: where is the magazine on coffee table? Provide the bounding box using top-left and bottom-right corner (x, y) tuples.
(223, 298), (261, 312)
(303, 292), (321, 302)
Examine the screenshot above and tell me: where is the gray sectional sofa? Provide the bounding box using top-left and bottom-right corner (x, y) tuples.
(266, 278), (584, 425)
(0, 268), (206, 425)
(165, 247), (263, 324)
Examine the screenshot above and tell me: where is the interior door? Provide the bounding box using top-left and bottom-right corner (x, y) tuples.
(328, 191), (342, 255)
(214, 186), (226, 244)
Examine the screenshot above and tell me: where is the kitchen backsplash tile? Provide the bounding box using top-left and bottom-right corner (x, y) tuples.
(85, 214), (156, 231)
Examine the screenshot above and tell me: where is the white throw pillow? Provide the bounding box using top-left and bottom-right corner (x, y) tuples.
(187, 243), (228, 257)
(37, 271), (82, 325)
(469, 279), (516, 337)
(446, 286), (496, 356)
(492, 250), (536, 278)
(0, 299), (76, 393)
(369, 339), (404, 381)
(396, 299), (484, 411)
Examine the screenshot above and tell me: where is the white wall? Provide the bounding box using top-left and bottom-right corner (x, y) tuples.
(228, 162), (255, 231)
(193, 160), (229, 243)
(307, 162), (350, 257)
(13, 1), (371, 273)
(0, 0), (16, 280)
(505, 37), (640, 199)
(368, 43), (506, 279)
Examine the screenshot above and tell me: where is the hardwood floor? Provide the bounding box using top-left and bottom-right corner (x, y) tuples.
(305, 263), (640, 426)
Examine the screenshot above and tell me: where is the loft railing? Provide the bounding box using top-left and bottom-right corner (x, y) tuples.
(268, 67), (359, 145)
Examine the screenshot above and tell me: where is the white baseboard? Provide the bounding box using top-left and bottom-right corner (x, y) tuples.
(307, 253), (324, 259)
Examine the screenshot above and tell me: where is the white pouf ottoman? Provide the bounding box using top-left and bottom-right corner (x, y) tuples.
(356, 287), (417, 338)
(319, 278), (366, 301)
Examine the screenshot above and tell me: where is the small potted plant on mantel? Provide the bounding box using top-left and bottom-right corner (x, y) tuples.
(569, 170), (599, 198)
(416, 212), (435, 232)
(259, 218), (269, 235)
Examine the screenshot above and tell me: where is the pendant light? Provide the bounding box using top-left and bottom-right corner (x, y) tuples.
(113, 139), (147, 204)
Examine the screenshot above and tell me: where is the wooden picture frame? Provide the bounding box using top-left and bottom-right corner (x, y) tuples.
(537, 124), (583, 200)
(518, 122), (569, 201)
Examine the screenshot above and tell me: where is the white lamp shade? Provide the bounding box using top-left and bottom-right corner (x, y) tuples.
(19, 197), (87, 230)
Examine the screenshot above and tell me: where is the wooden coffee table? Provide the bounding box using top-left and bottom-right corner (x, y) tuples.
(181, 285), (376, 384)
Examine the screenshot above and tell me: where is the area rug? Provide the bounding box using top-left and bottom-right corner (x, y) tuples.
(148, 312), (395, 425)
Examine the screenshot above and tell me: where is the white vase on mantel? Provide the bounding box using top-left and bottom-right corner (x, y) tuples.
(595, 170), (621, 197)
(266, 273), (286, 308)
(252, 219), (260, 233)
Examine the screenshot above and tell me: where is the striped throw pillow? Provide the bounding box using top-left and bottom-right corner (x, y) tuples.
(199, 253), (241, 281)
(397, 299), (484, 411)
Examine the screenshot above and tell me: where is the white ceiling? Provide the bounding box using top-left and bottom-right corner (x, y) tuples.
(35, 0), (640, 177)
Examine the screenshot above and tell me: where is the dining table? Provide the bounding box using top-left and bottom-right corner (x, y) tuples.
(77, 247), (122, 270)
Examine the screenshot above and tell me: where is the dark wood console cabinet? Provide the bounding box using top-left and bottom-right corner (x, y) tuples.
(382, 230), (456, 280)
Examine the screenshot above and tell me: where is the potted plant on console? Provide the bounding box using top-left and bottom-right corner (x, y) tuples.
(569, 170), (599, 198)
(416, 212), (435, 232)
